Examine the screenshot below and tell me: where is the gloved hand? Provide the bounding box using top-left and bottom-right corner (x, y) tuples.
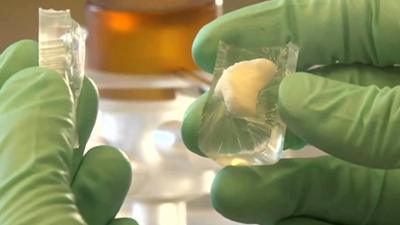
(0, 40), (138, 225)
(182, 0), (400, 224)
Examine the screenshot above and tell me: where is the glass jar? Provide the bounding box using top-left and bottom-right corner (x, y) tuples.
(86, 0), (220, 100)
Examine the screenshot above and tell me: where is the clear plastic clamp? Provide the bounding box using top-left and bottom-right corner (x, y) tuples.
(38, 8), (87, 148)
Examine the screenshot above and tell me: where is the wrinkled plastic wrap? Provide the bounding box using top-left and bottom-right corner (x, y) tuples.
(39, 8), (87, 148)
(199, 42), (299, 166)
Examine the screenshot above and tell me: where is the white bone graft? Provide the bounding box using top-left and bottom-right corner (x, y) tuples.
(214, 58), (278, 117)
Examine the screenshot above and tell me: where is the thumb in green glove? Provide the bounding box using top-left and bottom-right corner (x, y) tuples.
(0, 40), (137, 225)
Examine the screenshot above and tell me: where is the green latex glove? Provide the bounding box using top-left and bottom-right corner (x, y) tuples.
(182, 0), (400, 224)
(0, 40), (138, 225)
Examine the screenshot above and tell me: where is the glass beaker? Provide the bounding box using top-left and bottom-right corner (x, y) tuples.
(85, 1), (222, 225)
(86, 0), (220, 100)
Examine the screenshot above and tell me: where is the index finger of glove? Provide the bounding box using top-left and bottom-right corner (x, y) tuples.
(193, 0), (400, 73)
(279, 66), (400, 168)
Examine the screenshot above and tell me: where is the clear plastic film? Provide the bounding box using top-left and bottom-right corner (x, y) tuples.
(39, 8), (87, 148)
(199, 42), (299, 166)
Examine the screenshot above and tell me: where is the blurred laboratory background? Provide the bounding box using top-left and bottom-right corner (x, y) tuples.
(0, 0), (264, 49)
(0, 1), (264, 225)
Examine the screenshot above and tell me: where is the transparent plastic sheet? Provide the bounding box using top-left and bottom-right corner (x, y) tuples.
(199, 42), (299, 166)
(39, 8), (87, 148)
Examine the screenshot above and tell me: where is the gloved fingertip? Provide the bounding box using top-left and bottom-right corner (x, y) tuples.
(72, 146), (132, 225)
(13, 39), (38, 49)
(181, 93), (209, 157)
(87, 145), (132, 178)
(3, 39), (38, 53)
(0, 40), (40, 87)
(211, 166), (279, 224)
(0, 39), (38, 64)
(211, 166), (254, 223)
(81, 76), (99, 102)
(76, 77), (99, 148)
(192, 24), (218, 74)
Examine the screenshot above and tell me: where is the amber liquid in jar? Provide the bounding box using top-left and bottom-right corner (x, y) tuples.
(86, 1), (218, 100)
